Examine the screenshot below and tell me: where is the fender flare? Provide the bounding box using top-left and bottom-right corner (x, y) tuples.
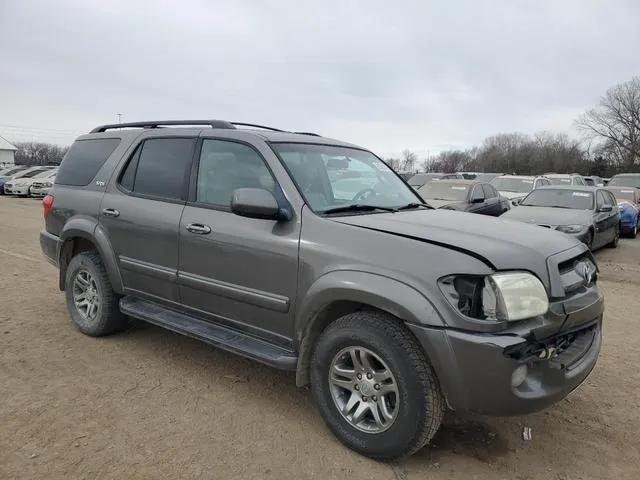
(294, 270), (445, 386)
(58, 218), (124, 293)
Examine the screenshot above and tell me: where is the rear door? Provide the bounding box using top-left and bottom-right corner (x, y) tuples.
(99, 136), (196, 302)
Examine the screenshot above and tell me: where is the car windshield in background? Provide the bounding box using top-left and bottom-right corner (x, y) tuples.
(491, 177), (535, 193)
(271, 143), (420, 213)
(609, 189), (636, 203)
(608, 175), (640, 188)
(418, 182), (469, 201)
(520, 189), (594, 210)
(547, 177), (573, 185)
(408, 173), (442, 186)
(20, 169), (47, 179)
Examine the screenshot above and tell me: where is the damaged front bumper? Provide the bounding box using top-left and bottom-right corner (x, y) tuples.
(408, 285), (604, 416)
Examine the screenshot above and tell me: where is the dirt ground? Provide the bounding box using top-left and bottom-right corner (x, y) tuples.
(1, 196), (639, 480)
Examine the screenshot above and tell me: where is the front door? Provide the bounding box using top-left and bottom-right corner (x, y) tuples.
(99, 136), (195, 302)
(177, 138), (300, 344)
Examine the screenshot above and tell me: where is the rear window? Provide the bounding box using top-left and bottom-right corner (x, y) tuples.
(55, 138), (121, 186)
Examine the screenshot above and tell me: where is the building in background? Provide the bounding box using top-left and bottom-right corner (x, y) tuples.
(0, 135), (17, 166)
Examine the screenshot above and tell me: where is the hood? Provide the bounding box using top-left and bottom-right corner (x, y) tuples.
(332, 209), (580, 275)
(498, 191), (528, 200)
(424, 199), (464, 209)
(501, 206), (591, 226)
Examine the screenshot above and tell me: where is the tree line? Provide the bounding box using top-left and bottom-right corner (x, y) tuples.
(14, 142), (68, 166)
(386, 76), (640, 178)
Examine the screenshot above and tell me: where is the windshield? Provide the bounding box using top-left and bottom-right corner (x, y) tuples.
(491, 177), (535, 193)
(271, 143), (420, 213)
(17, 169), (48, 179)
(418, 182), (469, 201)
(408, 173), (441, 186)
(608, 188), (636, 203)
(608, 175), (640, 188)
(547, 176), (573, 185)
(520, 189), (594, 210)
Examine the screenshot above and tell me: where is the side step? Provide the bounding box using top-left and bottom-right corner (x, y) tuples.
(120, 296), (298, 370)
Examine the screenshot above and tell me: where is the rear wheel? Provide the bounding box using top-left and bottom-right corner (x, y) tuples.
(64, 252), (128, 336)
(310, 311), (444, 460)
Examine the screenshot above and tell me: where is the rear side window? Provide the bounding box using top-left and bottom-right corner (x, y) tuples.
(118, 138), (195, 201)
(55, 138), (120, 186)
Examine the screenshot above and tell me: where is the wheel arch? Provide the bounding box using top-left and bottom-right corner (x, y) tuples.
(58, 220), (123, 293)
(294, 271), (445, 387)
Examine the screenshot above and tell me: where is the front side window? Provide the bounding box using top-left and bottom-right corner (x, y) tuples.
(482, 184), (497, 198)
(521, 189), (594, 210)
(271, 143), (419, 212)
(195, 139), (276, 207)
(119, 138), (195, 201)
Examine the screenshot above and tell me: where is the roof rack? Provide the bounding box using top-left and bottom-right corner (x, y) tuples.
(230, 122), (285, 132)
(90, 120), (237, 133)
(293, 131), (321, 136)
(89, 120), (322, 137)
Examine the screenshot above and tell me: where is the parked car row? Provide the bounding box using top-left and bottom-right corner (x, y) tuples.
(402, 171), (640, 251)
(0, 165), (58, 197)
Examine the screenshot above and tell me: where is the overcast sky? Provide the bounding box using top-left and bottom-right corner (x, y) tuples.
(1, 0), (638, 158)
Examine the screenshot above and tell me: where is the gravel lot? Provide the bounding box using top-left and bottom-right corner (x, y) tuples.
(1, 196), (639, 480)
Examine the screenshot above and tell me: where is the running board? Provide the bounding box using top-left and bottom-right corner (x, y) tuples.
(120, 296), (298, 370)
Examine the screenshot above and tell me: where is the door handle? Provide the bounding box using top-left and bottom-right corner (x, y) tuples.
(186, 223), (211, 234)
(102, 208), (120, 218)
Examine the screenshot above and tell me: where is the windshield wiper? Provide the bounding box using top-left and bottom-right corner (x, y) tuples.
(548, 205), (575, 209)
(320, 204), (399, 215)
(397, 202), (434, 210)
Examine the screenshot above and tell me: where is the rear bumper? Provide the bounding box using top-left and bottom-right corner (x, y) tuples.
(40, 230), (60, 267)
(409, 290), (604, 416)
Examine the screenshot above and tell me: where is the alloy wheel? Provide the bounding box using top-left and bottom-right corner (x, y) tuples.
(329, 346), (399, 433)
(72, 270), (101, 321)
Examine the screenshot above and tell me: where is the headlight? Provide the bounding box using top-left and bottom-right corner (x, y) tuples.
(556, 224), (584, 234)
(43, 182), (53, 187)
(439, 272), (549, 322)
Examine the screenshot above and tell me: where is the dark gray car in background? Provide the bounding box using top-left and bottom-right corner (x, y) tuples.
(417, 179), (510, 215)
(40, 120), (604, 460)
(501, 185), (619, 250)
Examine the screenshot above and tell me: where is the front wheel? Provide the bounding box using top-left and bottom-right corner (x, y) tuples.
(310, 311), (444, 460)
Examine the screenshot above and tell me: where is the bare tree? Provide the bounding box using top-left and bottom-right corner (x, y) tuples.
(383, 157), (401, 171)
(576, 76), (640, 170)
(14, 142), (68, 166)
(401, 149), (418, 172)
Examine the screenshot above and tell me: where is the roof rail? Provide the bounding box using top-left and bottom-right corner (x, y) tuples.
(230, 122), (285, 132)
(293, 131), (321, 136)
(90, 120), (237, 133)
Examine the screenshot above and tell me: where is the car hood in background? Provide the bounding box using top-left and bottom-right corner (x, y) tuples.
(332, 209), (581, 277)
(498, 191), (528, 200)
(501, 206), (592, 226)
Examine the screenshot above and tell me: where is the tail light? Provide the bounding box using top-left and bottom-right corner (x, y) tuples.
(43, 194), (54, 219)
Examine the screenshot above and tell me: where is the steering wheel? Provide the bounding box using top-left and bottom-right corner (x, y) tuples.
(353, 188), (377, 201)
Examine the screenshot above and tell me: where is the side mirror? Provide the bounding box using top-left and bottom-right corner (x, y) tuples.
(471, 192), (484, 203)
(598, 205), (613, 212)
(231, 188), (282, 220)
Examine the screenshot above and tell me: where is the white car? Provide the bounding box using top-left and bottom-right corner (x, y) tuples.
(30, 171), (58, 197)
(490, 175), (552, 206)
(3, 168), (57, 196)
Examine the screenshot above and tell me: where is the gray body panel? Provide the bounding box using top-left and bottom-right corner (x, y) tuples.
(41, 122), (605, 417)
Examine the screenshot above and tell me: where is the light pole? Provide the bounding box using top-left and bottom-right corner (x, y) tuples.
(117, 113), (122, 124)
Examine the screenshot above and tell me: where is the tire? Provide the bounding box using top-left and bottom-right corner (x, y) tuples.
(607, 225), (620, 248)
(64, 251), (128, 336)
(631, 220), (639, 239)
(310, 311), (445, 460)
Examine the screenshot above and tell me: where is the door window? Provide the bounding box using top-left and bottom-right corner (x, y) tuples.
(471, 185), (484, 200)
(195, 140), (276, 207)
(596, 191), (607, 209)
(118, 138), (195, 201)
(481, 184), (497, 198)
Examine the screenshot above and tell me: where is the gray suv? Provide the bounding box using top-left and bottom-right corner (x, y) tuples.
(40, 120), (604, 460)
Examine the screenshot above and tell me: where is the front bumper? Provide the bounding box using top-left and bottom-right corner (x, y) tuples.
(30, 186), (51, 197)
(4, 184), (30, 196)
(409, 288), (604, 416)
